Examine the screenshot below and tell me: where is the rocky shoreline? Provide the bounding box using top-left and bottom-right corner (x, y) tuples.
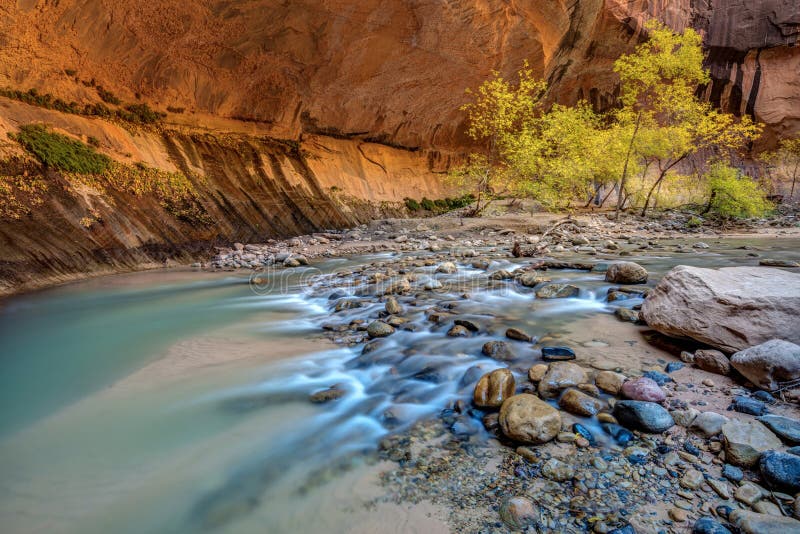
(202, 207), (800, 533)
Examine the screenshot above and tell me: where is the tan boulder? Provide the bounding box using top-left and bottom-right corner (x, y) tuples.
(499, 394), (561, 444)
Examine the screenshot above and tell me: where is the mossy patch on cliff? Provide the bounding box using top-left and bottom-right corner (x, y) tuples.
(11, 124), (111, 174)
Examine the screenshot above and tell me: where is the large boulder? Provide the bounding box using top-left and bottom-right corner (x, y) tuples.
(499, 394), (561, 444)
(605, 261), (648, 284)
(640, 266), (800, 353)
(730, 339), (800, 391)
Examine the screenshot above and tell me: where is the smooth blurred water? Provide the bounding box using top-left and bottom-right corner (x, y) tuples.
(0, 237), (797, 533)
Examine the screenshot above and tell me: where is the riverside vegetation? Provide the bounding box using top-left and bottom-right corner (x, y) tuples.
(449, 22), (781, 220)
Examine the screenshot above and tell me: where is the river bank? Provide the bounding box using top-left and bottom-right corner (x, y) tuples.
(1, 206), (799, 534)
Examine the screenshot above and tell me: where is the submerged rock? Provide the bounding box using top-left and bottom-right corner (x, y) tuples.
(482, 341), (515, 361)
(542, 458), (575, 481)
(613, 400), (674, 433)
(367, 320), (395, 338)
(447, 325), (469, 337)
(505, 327), (532, 342)
(535, 283), (579, 299)
(473, 368), (515, 409)
(605, 261), (648, 284)
(730, 339), (800, 391)
(640, 266), (800, 353)
(499, 394), (561, 444)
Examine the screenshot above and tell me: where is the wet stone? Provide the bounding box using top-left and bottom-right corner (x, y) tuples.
(505, 327), (532, 342)
(366, 320), (395, 338)
(613, 400), (674, 433)
(473, 368), (516, 409)
(535, 283), (580, 299)
(454, 319), (479, 332)
(309, 386), (347, 403)
(541, 346), (576, 362)
(482, 341), (515, 361)
(447, 324), (470, 337)
(558, 388), (603, 417)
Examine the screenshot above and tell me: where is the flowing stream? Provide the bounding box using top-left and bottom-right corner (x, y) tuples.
(0, 237), (797, 533)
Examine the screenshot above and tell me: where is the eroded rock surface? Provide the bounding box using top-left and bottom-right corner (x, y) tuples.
(641, 266), (800, 353)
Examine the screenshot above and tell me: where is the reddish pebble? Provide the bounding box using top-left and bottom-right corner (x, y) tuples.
(621, 377), (666, 402)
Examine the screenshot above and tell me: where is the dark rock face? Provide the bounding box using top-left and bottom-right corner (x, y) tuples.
(700, 1), (800, 143)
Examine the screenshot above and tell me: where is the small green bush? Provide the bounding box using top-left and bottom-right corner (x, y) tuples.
(12, 124), (110, 174)
(96, 86), (121, 105)
(686, 215), (703, 228)
(404, 198), (421, 211)
(117, 103), (165, 124)
(706, 163), (772, 219)
(420, 197), (435, 211)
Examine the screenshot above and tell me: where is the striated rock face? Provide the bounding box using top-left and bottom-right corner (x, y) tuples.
(0, 101), (447, 295)
(1, 1), (797, 150)
(641, 266), (800, 353)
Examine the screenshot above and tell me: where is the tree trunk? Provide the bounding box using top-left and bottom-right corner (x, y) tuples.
(616, 112), (642, 221)
(641, 171), (667, 216)
(598, 185), (616, 208)
(791, 161), (799, 199)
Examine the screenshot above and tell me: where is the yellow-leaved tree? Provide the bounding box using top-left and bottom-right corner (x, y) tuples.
(452, 62), (546, 215)
(613, 20), (762, 217)
(761, 137), (800, 200)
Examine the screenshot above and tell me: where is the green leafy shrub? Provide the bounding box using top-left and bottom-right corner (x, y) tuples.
(117, 103), (166, 124)
(686, 215), (703, 228)
(0, 87), (166, 125)
(706, 163), (772, 219)
(11, 124), (110, 174)
(404, 198), (421, 211)
(96, 86), (121, 105)
(420, 197), (435, 211)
